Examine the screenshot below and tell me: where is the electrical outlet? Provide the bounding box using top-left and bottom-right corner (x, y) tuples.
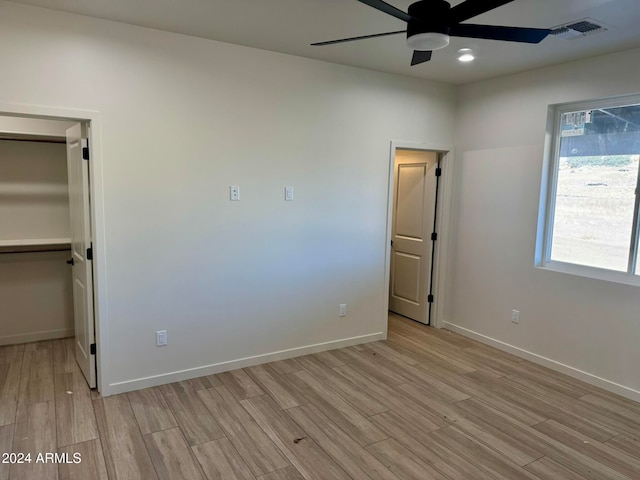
(230, 185), (240, 201)
(511, 309), (520, 324)
(156, 330), (168, 346)
(339, 304), (347, 317)
(285, 186), (294, 201)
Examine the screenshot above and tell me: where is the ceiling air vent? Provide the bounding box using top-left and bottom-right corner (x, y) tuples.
(551, 18), (607, 40)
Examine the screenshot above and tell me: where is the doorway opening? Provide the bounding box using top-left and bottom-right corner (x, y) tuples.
(386, 145), (448, 327)
(0, 114), (98, 390)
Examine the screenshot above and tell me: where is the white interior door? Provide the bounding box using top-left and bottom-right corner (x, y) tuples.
(389, 149), (438, 324)
(66, 123), (96, 388)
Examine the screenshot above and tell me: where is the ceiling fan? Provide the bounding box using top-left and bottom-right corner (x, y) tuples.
(312, 0), (551, 66)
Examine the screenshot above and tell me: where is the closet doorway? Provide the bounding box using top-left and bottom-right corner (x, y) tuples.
(384, 141), (453, 330)
(388, 149), (440, 325)
(0, 115), (97, 389)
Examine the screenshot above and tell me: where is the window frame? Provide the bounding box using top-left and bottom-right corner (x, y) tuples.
(538, 93), (640, 287)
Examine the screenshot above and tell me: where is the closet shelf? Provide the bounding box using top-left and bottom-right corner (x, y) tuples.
(0, 238), (71, 254)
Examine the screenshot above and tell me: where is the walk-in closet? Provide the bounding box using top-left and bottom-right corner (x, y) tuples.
(0, 116), (75, 346)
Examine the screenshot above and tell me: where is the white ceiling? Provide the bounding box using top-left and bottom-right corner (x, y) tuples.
(8, 0), (640, 84)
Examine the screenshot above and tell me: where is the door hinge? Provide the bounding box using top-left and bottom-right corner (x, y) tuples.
(427, 294), (434, 303)
(431, 232), (438, 241)
(90, 343), (96, 355)
(86, 245), (93, 261)
(435, 167), (442, 177)
(81, 138), (90, 160)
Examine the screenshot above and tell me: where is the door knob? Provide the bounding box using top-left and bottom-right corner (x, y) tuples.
(66, 258), (75, 266)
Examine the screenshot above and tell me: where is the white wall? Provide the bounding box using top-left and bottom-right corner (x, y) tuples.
(0, 2), (455, 393)
(450, 47), (640, 400)
(0, 251), (73, 345)
(0, 139), (72, 344)
(0, 140), (70, 240)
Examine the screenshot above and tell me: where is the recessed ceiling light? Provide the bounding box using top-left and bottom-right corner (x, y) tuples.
(457, 48), (475, 63)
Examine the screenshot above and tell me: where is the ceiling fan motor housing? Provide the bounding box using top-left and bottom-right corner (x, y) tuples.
(407, 0), (451, 39)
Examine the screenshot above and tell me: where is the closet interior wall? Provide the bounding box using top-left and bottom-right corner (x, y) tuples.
(0, 116), (75, 345)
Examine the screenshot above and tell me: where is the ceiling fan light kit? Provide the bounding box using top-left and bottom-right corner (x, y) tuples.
(407, 32), (450, 51)
(312, 0), (551, 66)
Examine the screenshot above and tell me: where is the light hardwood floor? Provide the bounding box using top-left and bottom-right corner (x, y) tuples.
(1, 313), (639, 479)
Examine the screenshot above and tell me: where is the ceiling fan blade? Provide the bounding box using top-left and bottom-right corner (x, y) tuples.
(449, 0), (514, 24)
(311, 30), (406, 46)
(356, 0), (412, 23)
(411, 50), (432, 66)
(450, 24), (551, 43)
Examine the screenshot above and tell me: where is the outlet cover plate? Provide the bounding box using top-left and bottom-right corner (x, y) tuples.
(285, 186), (294, 201)
(156, 330), (168, 346)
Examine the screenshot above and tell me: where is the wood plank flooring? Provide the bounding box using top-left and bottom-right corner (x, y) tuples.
(0, 313), (639, 479)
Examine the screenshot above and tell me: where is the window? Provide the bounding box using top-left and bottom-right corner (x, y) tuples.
(540, 95), (640, 284)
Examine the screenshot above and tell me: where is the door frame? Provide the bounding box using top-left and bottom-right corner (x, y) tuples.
(0, 102), (109, 395)
(384, 141), (454, 330)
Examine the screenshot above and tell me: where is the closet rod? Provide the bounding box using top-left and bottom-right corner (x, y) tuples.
(0, 137), (65, 144)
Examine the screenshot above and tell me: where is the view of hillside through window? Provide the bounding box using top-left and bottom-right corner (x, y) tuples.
(549, 103), (640, 273)
(551, 154), (639, 271)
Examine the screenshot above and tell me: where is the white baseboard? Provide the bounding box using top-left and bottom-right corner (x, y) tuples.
(0, 328), (73, 346)
(107, 331), (386, 396)
(443, 322), (640, 403)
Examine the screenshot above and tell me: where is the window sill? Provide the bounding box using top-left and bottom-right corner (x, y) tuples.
(537, 261), (640, 288)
